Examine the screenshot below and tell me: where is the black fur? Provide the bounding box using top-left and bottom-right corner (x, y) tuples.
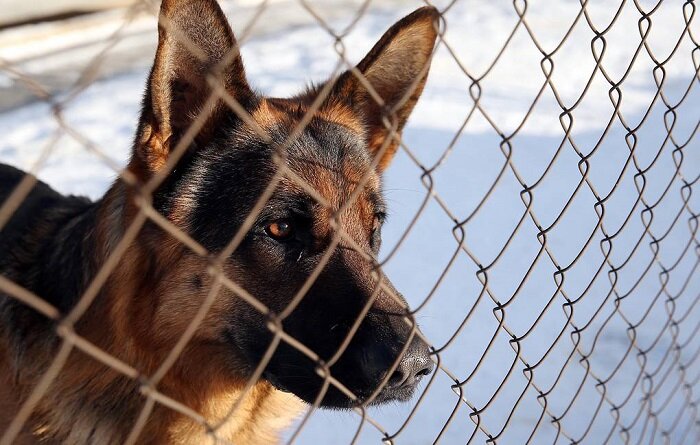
(0, 165), (99, 376)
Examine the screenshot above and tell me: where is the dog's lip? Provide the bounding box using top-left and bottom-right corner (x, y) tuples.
(261, 372), (418, 409)
(364, 384), (416, 406)
(263, 371), (293, 394)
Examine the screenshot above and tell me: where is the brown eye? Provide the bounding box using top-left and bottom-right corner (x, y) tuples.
(266, 220), (294, 240)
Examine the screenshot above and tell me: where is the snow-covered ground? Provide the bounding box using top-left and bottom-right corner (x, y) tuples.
(1, 0), (699, 443)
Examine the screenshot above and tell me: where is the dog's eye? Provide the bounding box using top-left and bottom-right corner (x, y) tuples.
(370, 215), (383, 248)
(372, 212), (386, 232)
(266, 220), (294, 241)
(372, 216), (381, 232)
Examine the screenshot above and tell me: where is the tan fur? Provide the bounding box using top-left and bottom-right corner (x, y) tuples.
(255, 98), (365, 137)
(316, 103), (365, 135)
(252, 100), (284, 130)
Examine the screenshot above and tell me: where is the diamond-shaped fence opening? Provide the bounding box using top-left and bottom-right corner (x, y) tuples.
(0, 0), (698, 444)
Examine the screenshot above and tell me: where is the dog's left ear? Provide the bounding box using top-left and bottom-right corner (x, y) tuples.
(134, 0), (253, 177)
(332, 7), (439, 171)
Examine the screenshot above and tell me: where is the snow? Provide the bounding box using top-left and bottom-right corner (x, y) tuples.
(1, 0), (698, 443)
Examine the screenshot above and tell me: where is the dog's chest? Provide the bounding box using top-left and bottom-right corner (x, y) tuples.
(165, 385), (305, 445)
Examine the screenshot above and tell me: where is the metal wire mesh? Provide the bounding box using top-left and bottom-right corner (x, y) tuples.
(0, 0), (699, 444)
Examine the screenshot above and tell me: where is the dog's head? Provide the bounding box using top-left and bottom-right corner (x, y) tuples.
(121, 0), (438, 409)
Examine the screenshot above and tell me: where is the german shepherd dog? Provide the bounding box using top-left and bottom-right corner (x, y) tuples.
(0, 0), (439, 443)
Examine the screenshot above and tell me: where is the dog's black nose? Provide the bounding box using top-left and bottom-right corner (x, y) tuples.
(386, 338), (434, 390)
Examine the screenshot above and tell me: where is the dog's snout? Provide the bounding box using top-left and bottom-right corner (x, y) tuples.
(387, 340), (434, 390)
(355, 330), (433, 398)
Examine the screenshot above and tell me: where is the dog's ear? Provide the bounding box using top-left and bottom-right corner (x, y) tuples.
(134, 0), (252, 177)
(333, 7), (439, 171)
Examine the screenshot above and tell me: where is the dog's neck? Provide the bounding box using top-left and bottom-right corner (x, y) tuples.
(0, 180), (303, 444)
(0, 191), (100, 369)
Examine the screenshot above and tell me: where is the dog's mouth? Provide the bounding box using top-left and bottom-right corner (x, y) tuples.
(225, 317), (431, 409)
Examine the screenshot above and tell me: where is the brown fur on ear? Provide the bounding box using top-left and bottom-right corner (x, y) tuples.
(332, 6), (439, 171)
(135, 0), (253, 176)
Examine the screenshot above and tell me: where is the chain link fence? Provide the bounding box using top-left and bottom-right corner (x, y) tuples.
(0, 0), (699, 443)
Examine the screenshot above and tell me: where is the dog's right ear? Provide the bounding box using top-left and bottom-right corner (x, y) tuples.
(133, 0), (252, 178)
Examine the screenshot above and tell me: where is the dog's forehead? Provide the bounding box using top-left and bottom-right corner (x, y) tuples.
(248, 98), (382, 213)
(282, 156), (381, 214)
(290, 127), (380, 213)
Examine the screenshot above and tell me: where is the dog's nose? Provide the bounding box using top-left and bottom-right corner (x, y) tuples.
(386, 338), (433, 390)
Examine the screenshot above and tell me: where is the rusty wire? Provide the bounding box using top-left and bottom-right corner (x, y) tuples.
(0, 0), (699, 444)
